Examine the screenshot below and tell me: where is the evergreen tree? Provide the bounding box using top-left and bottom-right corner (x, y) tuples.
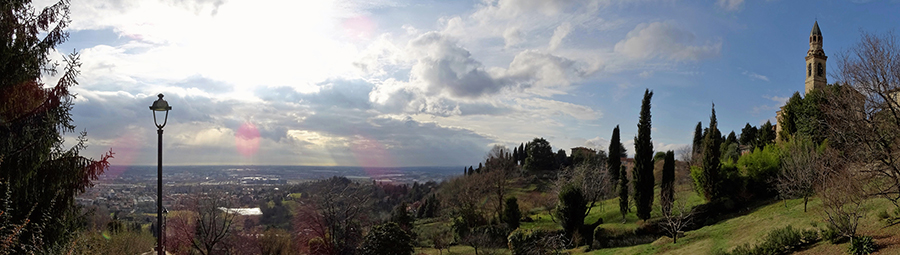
(391, 202), (413, 230)
(0, 1), (113, 251)
(758, 120), (776, 147)
(512, 147), (519, 165)
(467, 166), (474, 176)
(661, 151), (675, 215)
(698, 104), (723, 201)
(693, 122), (703, 156)
(740, 123), (758, 149)
(556, 184), (586, 237)
(503, 197), (522, 230)
(633, 89), (654, 220)
(618, 165), (629, 222)
(518, 143), (526, 164)
(524, 137), (556, 172)
(608, 125), (622, 188)
(360, 222), (414, 255)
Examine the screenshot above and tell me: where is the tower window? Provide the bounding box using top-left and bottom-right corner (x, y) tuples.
(808, 64), (811, 77)
(817, 63), (824, 77)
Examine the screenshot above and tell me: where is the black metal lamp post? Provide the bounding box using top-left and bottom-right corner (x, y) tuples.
(150, 94), (171, 255)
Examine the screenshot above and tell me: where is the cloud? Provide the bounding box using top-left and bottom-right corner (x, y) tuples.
(503, 27), (524, 48)
(407, 32), (509, 99)
(742, 71), (770, 82)
(614, 22), (722, 61)
(516, 98), (602, 120)
(716, 0), (744, 11)
(548, 22), (572, 51)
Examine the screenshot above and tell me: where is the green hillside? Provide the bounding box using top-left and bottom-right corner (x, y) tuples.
(415, 188), (899, 255)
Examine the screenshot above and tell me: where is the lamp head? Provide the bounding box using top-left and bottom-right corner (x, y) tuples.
(150, 94), (172, 111)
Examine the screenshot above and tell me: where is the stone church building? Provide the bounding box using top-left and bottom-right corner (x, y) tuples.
(775, 21), (827, 137)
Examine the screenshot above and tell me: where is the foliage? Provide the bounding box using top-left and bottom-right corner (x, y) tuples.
(391, 202), (413, 229)
(360, 222), (414, 255)
(503, 197), (522, 230)
(757, 121), (776, 147)
(724, 225), (819, 255)
(633, 89), (655, 220)
(737, 144), (781, 198)
(524, 138), (556, 172)
(618, 165), (629, 223)
(740, 123), (758, 150)
(555, 184), (586, 237)
(0, 0), (113, 252)
(507, 228), (565, 255)
(693, 122), (704, 157)
(259, 228), (296, 255)
(848, 235), (877, 255)
(608, 125), (622, 189)
(68, 230), (155, 255)
(696, 104), (723, 201)
(779, 90), (828, 144)
(661, 151), (675, 215)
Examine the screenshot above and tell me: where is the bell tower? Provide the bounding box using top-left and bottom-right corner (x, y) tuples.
(805, 21), (827, 94)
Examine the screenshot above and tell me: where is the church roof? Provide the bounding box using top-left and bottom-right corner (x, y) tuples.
(811, 21), (822, 36)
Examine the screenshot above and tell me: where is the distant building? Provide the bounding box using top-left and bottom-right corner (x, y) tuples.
(570, 147), (596, 158)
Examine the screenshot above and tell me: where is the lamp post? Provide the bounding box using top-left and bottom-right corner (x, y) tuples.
(150, 94), (171, 255)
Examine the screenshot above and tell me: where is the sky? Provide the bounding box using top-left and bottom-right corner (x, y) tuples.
(39, 0), (900, 167)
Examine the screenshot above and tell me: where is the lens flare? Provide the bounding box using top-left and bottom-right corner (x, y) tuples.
(235, 122), (260, 157)
(349, 133), (398, 181)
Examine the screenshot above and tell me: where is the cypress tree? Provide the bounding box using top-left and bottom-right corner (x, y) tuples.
(661, 150), (675, 215)
(633, 89), (654, 220)
(608, 125), (622, 188)
(693, 122), (703, 156)
(700, 104), (722, 201)
(618, 165), (629, 222)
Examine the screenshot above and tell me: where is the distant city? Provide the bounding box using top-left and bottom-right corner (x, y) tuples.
(77, 165), (462, 215)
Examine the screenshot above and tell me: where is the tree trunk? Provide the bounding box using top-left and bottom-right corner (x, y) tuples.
(804, 196), (809, 212)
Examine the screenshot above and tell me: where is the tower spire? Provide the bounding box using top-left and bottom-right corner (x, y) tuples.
(805, 21), (827, 94)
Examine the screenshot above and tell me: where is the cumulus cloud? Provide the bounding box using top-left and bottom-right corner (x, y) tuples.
(716, 0), (744, 11)
(367, 32), (597, 116)
(548, 22), (572, 51)
(614, 22), (722, 61)
(503, 27), (524, 48)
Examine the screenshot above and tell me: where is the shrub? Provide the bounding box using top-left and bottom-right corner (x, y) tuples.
(593, 226), (607, 248)
(848, 236), (877, 255)
(726, 225), (818, 255)
(822, 225), (847, 244)
(507, 229), (565, 255)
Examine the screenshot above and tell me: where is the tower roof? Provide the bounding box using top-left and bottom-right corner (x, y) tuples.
(811, 21), (822, 36)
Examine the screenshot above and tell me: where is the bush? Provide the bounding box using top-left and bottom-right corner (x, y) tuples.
(848, 236), (877, 255)
(507, 229), (565, 255)
(726, 225), (818, 255)
(593, 226), (607, 248)
(822, 225), (847, 244)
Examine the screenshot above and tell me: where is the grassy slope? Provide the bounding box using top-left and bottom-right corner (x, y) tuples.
(416, 187), (899, 255)
(584, 196), (898, 255)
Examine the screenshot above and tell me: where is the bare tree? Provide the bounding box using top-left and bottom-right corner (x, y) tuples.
(825, 31), (900, 210)
(818, 165), (866, 239)
(192, 193), (237, 255)
(484, 145), (517, 222)
(659, 189), (694, 244)
(676, 145), (694, 167)
(775, 137), (821, 212)
(556, 162), (610, 217)
(307, 177), (371, 255)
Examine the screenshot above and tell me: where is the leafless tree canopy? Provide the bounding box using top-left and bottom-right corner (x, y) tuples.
(775, 137), (821, 212)
(826, 31), (900, 207)
(555, 161), (610, 217)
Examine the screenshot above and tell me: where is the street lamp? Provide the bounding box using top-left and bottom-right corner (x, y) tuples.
(150, 94), (171, 255)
